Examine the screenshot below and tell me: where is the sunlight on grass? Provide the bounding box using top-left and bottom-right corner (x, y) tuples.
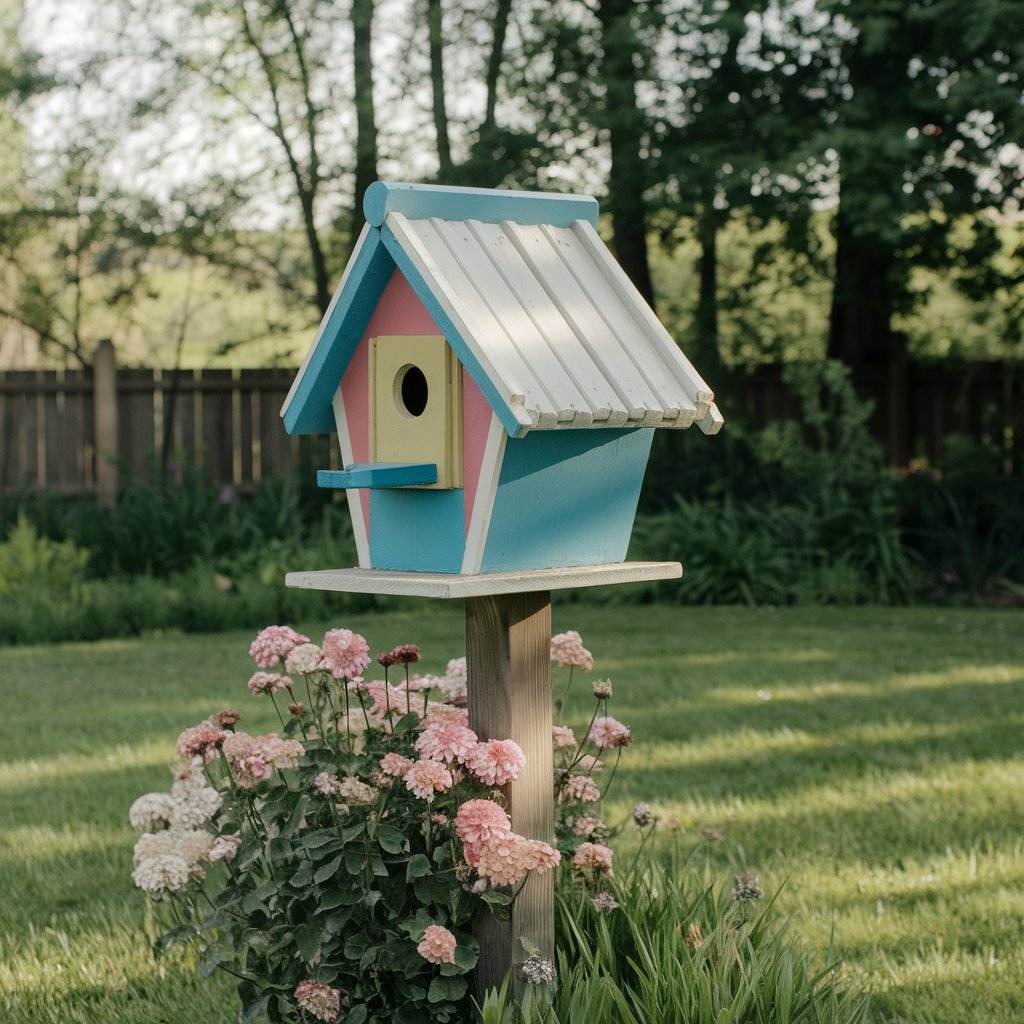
(2, 606), (1023, 1024)
(0, 744), (172, 789)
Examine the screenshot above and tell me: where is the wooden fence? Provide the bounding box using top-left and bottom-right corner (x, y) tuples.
(0, 344), (337, 501)
(1, 352), (1020, 499)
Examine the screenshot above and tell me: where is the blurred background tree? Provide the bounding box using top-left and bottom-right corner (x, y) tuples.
(0, 0), (1021, 385)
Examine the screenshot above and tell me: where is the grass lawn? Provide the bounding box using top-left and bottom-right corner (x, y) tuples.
(1, 604), (1022, 1023)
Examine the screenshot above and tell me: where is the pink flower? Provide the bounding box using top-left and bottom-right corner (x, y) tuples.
(313, 772), (343, 796)
(321, 628), (371, 681)
(552, 725), (577, 750)
(550, 630), (593, 670)
(417, 924), (457, 965)
(377, 643), (421, 668)
(263, 735), (304, 769)
(359, 680), (408, 719)
(574, 754), (604, 773)
(455, 799), (513, 857)
(475, 833), (530, 887)
(588, 716), (633, 749)
(379, 753), (414, 778)
(210, 708), (240, 729)
(559, 774), (600, 803)
(465, 739), (526, 786)
(415, 720), (479, 764)
(294, 979), (341, 1022)
(247, 671), (290, 696)
(516, 838), (561, 873)
(404, 759), (453, 801)
(222, 732), (271, 788)
(249, 625), (309, 668)
(176, 723), (228, 763)
(569, 815), (604, 837)
(424, 703), (470, 726)
(222, 732), (301, 788)
(572, 841), (614, 875)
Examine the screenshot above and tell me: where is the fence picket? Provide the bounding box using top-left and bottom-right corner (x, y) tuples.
(0, 362), (1019, 497)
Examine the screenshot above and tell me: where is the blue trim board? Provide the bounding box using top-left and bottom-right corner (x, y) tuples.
(318, 463), (438, 489)
(282, 228), (396, 436)
(369, 489), (465, 572)
(379, 223), (524, 438)
(364, 181), (599, 229)
(479, 429), (654, 573)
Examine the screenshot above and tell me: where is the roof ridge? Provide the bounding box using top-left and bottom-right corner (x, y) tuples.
(363, 181), (599, 229)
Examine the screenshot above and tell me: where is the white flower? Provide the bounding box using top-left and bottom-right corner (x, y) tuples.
(169, 774), (222, 828)
(285, 642), (324, 675)
(132, 853), (191, 895)
(439, 657), (468, 703)
(338, 777), (377, 805)
(133, 830), (180, 866)
(208, 834), (241, 863)
(128, 793), (176, 832)
(176, 829), (215, 867)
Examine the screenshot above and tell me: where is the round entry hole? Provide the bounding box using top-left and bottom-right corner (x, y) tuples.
(395, 364), (428, 418)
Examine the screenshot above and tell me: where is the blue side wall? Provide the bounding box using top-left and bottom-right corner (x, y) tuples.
(369, 489), (466, 572)
(479, 429), (654, 573)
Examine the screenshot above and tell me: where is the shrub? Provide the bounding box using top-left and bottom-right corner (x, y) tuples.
(129, 626), (560, 1024)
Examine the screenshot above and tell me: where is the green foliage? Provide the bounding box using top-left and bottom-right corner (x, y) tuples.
(0, 514), (90, 594)
(479, 846), (868, 1024)
(0, 474), (369, 644)
(633, 361), (920, 606)
(899, 434), (1024, 601)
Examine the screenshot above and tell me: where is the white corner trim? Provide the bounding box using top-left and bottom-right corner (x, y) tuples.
(331, 388), (370, 568)
(460, 412), (507, 575)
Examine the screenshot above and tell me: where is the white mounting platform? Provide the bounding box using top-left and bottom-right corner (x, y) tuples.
(285, 561), (682, 600)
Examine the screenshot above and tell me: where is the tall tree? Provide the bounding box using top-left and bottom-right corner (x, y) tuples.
(825, 0), (1023, 384)
(350, 0), (379, 248)
(594, 0), (655, 304)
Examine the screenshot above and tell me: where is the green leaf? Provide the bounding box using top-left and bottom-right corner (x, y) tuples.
(303, 829), (342, 850)
(427, 975), (467, 1004)
(295, 921), (321, 964)
(314, 854), (344, 884)
(414, 872), (455, 906)
(242, 890), (270, 916)
(290, 859), (313, 889)
(377, 824), (407, 854)
(341, 820), (366, 843)
(344, 848), (367, 875)
(342, 1005), (368, 1024)
(405, 854), (431, 881)
(267, 836), (291, 864)
(280, 794), (309, 838)
(392, 712), (421, 735)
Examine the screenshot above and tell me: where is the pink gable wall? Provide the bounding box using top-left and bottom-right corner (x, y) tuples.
(340, 268), (493, 540)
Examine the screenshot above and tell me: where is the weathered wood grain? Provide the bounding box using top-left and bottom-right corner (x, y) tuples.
(466, 591), (554, 999)
(284, 561), (683, 598)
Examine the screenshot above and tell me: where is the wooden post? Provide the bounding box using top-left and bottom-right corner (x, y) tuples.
(466, 591), (554, 1000)
(93, 338), (118, 508)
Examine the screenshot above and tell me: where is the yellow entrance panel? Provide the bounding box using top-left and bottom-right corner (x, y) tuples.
(370, 335), (463, 489)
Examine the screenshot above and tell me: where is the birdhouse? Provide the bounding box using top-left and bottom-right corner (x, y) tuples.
(281, 181), (723, 575)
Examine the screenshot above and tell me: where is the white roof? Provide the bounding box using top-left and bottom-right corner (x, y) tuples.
(385, 212), (723, 434)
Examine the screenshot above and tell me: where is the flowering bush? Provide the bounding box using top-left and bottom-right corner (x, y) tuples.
(130, 626), (559, 1024)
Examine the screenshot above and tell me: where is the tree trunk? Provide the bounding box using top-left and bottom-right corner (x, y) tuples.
(426, 0), (453, 180)
(695, 207), (725, 383)
(481, 0), (512, 142)
(596, 0), (655, 307)
(827, 202), (910, 464)
(350, 0), (379, 254)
